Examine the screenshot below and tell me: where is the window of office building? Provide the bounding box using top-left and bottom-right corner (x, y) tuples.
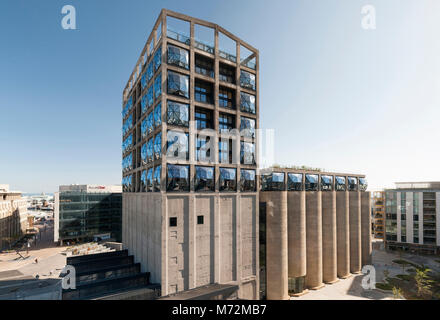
(154, 73), (162, 99)
(195, 166), (215, 192)
(167, 101), (189, 127)
(321, 175), (333, 191)
(167, 130), (189, 160)
(167, 44), (189, 69)
(167, 71), (189, 98)
(240, 142), (256, 165)
(220, 168), (237, 192)
(240, 92), (256, 114)
(261, 172), (285, 191)
(240, 117), (255, 138)
(219, 63), (235, 83)
(241, 169), (256, 192)
(154, 165), (161, 192)
(219, 87), (235, 109)
(195, 54), (214, 78)
(240, 70), (256, 90)
(146, 168), (153, 192)
(335, 176), (346, 191)
(154, 133), (162, 159)
(196, 136), (212, 162)
(287, 173), (303, 191)
(195, 108), (213, 130)
(305, 174), (319, 191)
(219, 113), (235, 133)
(167, 164), (190, 192)
(154, 103), (161, 127)
(154, 48), (162, 71)
(347, 177), (358, 191)
(359, 178), (368, 191)
(195, 79), (214, 104)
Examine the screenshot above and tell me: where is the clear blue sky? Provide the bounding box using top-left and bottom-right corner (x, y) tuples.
(1, 0), (439, 193)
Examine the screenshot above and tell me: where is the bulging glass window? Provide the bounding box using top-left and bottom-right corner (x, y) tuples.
(141, 73), (147, 89)
(154, 133), (162, 159)
(123, 134), (133, 153)
(154, 48), (162, 71)
(154, 165), (161, 192)
(287, 173), (303, 191)
(147, 86), (154, 108)
(141, 170), (147, 192)
(240, 142), (256, 165)
(359, 178), (367, 191)
(261, 172), (285, 191)
(141, 143), (147, 165)
(220, 168), (237, 192)
(154, 103), (162, 127)
(123, 153), (133, 172)
(147, 61), (154, 82)
(240, 117), (256, 138)
(167, 101), (189, 127)
(167, 71), (189, 98)
(167, 164), (190, 192)
(240, 70), (256, 91)
(154, 73), (162, 99)
(167, 44), (189, 69)
(123, 114), (133, 136)
(335, 176), (346, 191)
(305, 174), (319, 191)
(123, 175), (132, 192)
(240, 92), (256, 114)
(348, 177), (358, 191)
(147, 139), (154, 162)
(147, 168), (153, 192)
(321, 175), (333, 191)
(122, 96), (133, 118)
(195, 166), (215, 192)
(147, 112), (154, 134)
(167, 131), (189, 161)
(141, 94), (147, 114)
(240, 169), (256, 192)
(141, 119), (148, 138)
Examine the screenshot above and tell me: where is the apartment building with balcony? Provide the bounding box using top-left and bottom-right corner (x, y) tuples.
(121, 9), (259, 299)
(384, 182), (440, 255)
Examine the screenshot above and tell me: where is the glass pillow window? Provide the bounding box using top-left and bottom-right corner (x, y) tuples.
(167, 44), (189, 69)
(219, 168), (237, 192)
(287, 173), (303, 191)
(305, 174), (319, 191)
(154, 48), (162, 71)
(167, 71), (189, 98)
(154, 74), (162, 99)
(261, 172), (285, 191)
(321, 175), (333, 191)
(154, 165), (161, 192)
(240, 142), (256, 165)
(141, 73), (147, 89)
(240, 70), (256, 91)
(154, 133), (162, 159)
(147, 61), (154, 82)
(122, 96), (133, 118)
(123, 114), (133, 136)
(141, 119), (148, 138)
(240, 92), (256, 114)
(195, 166), (215, 192)
(147, 87), (154, 108)
(167, 131), (189, 161)
(141, 94), (148, 114)
(335, 176), (346, 191)
(240, 169), (256, 192)
(147, 139), (154, 162)
(147, 112), (154, 134)
(154, 103), (162, 127)
(123, 134), (133, 153)
(141, 143), (147, 165)
(141, 170), (147, 192)
(359, 178), (368, 191)
(167, 101), (189, 127)
(146, 168), (153, 192)
(123, 153), (132, 172)
(240, 117), (256, 138)
(167, 164), (190, 192)
(348, 177), (358, 191)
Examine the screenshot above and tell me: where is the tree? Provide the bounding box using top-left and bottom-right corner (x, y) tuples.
(392, 286), (403, 299)
(415, 266), (434, 298)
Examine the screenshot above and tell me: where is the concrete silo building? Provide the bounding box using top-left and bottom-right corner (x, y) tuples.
(259, 169), (371, 300)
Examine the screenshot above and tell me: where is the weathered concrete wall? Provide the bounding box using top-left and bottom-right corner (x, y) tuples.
(305, 191), (323, 289)
(322, 192), (337, 283)
(349, 192), (362, 274)
(361, 192), (372, 266)
(287, 191), (306, 279)
(336, 191), (350, 278)
(260, 192), (289, 300)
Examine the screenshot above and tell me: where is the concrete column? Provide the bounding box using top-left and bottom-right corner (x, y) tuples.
(322, 191), (338, 283)
(287, 192), (306, 290)
(336, 191), (350, 278)
(349, 191), (362, 274)
(305, 191), (324, 289)
(361, 192), (372, 266)
(261, 192), (289, 300)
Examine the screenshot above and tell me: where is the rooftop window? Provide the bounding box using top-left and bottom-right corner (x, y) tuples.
(359, 178), (368, 191)
(167, 44), (189, 69)
(166, 16), (190, 45)
(240, 45), (257, 70)
(167, 164), (190, 192)
(167, 101), (189, 127)
(219, 32), (237, 63)
(220, 168), (237, 192)
(167, 71), (189, 98)
(321, 175), (333, 191)
(305, 174), (319, 191)
(195, 166), (215, 192)
(348, 177), (358, 191)
(194, 24), (214, 54)
(335, 176), (346, 191)
(240, 92), (256, 114)
(287, 173), (303, 191)
(261, 172), (285, 191)
(240, 169), (256, 192)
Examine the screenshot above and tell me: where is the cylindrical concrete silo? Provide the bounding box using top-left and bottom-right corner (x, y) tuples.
(361, 191), (372, 266)
(336, 191), (350, 278)
(322, 191), (338, 283)
(287, 191), (307, 294)
(349, 191), (362, 274)
(261, 192), (289, 300)
(305, 191), (324, 289)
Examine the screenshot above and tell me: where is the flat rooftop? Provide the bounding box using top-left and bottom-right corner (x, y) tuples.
(388, 181), (440, 191)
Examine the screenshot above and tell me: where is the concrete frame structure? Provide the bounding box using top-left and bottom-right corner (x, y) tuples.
(259, 169), (371, 300)
(384, 182), (440, 255)
(0, 185), (28, 250)
(121, 9), (259, 299)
